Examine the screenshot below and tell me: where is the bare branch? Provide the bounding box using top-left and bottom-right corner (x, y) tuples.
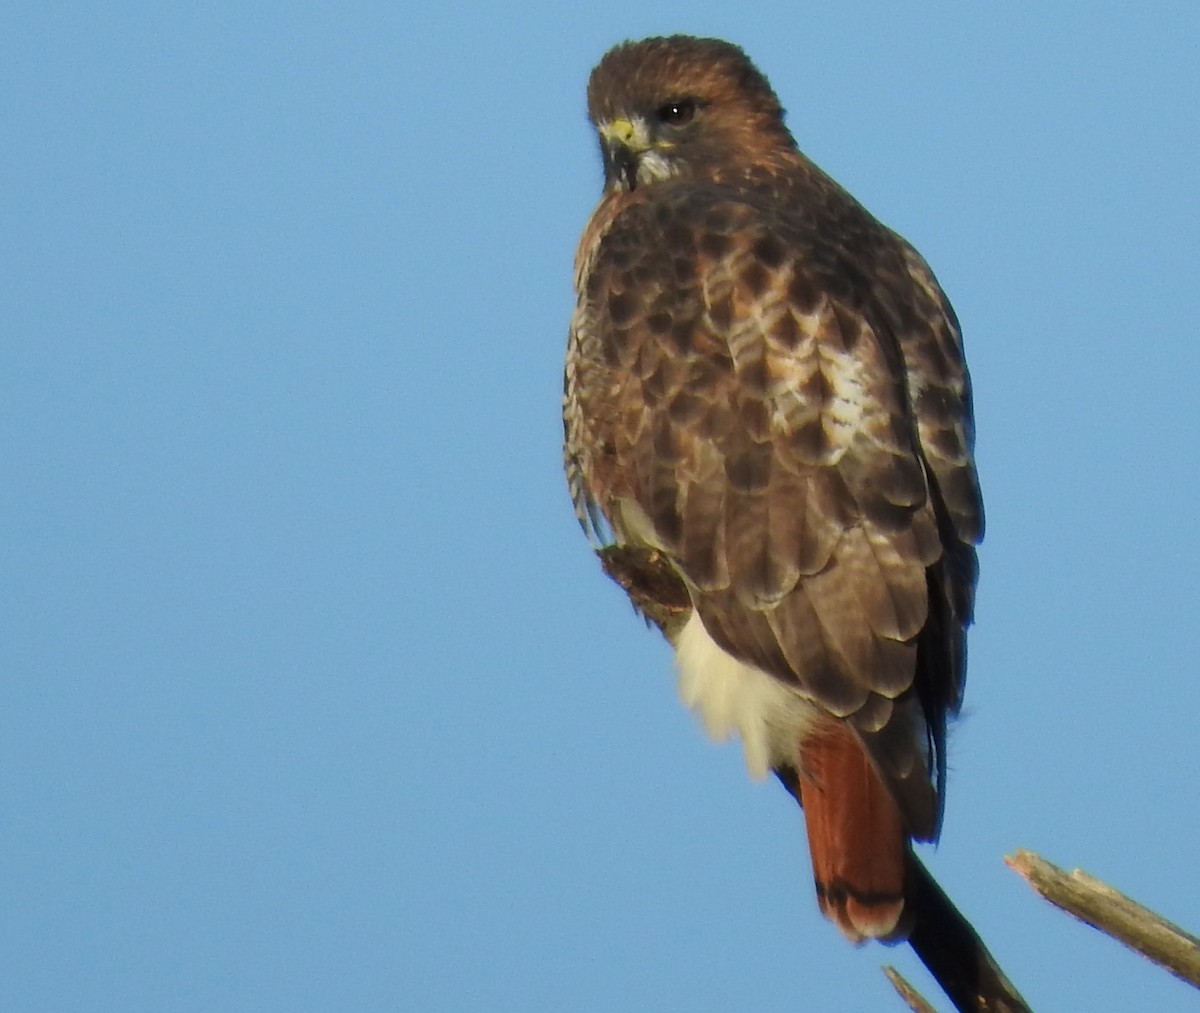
(906, 854), (1033, 1013)
(1007, 850), (1200, 989)
(884, 966), (940, 1012)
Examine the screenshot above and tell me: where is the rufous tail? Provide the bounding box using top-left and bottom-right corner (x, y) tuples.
(798, 720), (908, 943)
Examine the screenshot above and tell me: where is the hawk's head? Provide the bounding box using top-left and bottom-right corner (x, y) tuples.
(586, 36), (797, 194)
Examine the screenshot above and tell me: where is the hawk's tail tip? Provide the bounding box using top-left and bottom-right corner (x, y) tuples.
(817, 881), (910, 944)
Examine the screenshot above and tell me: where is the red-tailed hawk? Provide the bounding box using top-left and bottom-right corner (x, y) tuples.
(564, 35), (986, 955)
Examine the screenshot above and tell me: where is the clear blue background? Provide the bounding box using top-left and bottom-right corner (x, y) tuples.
(4, 3), (1198, 1010)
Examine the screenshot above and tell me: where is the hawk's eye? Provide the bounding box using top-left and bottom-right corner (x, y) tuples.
(656, 99), (697, 126)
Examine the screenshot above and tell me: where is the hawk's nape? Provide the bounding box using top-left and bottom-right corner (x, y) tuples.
(565, 36), (1027, 1013)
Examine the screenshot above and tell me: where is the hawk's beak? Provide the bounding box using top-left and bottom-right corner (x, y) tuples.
(599, 116), (651, 192)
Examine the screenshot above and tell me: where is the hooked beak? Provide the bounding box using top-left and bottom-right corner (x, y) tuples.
(598, 116), (651, 192)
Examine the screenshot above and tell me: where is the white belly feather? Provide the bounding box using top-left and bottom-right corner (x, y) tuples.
(674, 612), (819, 779)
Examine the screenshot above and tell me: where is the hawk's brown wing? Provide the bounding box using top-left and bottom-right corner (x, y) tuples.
(566, 178), (981, 839)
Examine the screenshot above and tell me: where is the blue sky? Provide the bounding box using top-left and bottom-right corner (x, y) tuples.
(4, 3), (1198, 1010)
